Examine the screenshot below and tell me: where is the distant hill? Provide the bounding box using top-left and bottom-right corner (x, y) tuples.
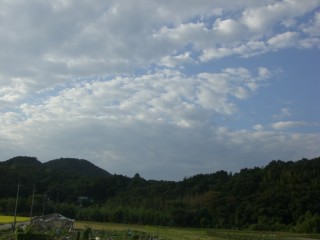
(0, 156), (111, 198)
(44, 158), (110, 177)
(0, 156), (44, 194)
(1, 156), (42, 168)
(0, 156), (110, 178)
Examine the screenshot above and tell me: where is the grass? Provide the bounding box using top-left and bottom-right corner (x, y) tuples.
(76, 221), (216, 239)
(75, 221), (320, 240)
(0, 215), (30, 224)
(1, 218), (319, 240)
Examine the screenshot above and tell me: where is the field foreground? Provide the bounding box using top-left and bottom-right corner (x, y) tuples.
(75, 221), (320, 240)
(0, 216), (29, 224)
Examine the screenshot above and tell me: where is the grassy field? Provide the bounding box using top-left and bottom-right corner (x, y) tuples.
(0, 219), (319, 240)
(76, 221), (215, 239)
(75, 221), (320, 240)
(0, 215), (29, 224)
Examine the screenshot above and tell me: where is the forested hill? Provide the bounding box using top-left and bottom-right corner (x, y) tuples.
(44, 157), (110, 177)
(0, 156), (320, 233)
(0, 156), (111, 198)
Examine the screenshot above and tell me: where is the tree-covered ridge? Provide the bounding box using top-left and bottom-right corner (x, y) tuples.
(44, 158), (111, 177)
(0, 157), (111, 200)
(0, 156), (319, 233)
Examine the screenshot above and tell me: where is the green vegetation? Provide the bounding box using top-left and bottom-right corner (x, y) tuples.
(0, 215), (29, 224)
(1, 220), (319, 240)
(0, 156), (320, 233)
(74, 221), (320, 240)
(16, 232), (48, 240)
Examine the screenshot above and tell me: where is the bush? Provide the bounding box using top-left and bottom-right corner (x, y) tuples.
(81, 226), (92, 240)
(296, 212), (320, 233)
(16, 232), (49, 240)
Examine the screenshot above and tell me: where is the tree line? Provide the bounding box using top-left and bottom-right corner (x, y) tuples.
(0, 156), (319, 233)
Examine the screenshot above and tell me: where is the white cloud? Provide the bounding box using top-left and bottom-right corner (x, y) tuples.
(273, 108), (293, 119)
(301, 11), (320, 37)
(212, 18), (246, 40)
(253, 124), (264, 131)
(267, 31), (299, 49)
(1, 105), (318, 180)
(200, 47), (233, 61)
(0, 67), (277, 179)
(0, 0), (319, 179)
(272, 121), (305, 130)
(13, 67), (269, 128)
(299, 11), (320, 48)
(0, 0), (319, 100)
(241, 0), (320, 33)
(160, 52), (193, 68)
(258, 67), (272, 79)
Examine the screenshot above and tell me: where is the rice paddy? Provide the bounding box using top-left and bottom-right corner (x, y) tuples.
(0, 215), (29, 224)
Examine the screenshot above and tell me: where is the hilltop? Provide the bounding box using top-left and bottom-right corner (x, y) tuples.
(44, 157), (110, 177)
(0, 156), (111, 198)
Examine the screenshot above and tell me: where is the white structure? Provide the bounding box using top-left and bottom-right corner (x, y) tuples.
(31, 213), (74, 232)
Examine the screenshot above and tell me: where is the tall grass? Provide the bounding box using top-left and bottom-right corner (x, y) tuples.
(75, 221), (320, 240)
(0, 215), (29, 224)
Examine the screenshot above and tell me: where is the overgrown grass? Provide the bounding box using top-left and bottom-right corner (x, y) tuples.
(0, 215), (29, 224)
(208, 229), (320, 240)
(76, 221), (215, 239)
(1, 220), (319, 240)
(75, 221), (320, 240)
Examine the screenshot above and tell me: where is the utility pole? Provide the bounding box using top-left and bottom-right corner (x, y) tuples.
(12, 181), (21, 231)
(30, 186), (36, 222)
(42, 193), (46, 216)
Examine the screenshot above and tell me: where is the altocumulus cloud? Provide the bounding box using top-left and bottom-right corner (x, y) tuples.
(0, 0), (319, 180)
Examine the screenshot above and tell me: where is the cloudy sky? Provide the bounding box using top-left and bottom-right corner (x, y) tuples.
(1, 0), (319, 180)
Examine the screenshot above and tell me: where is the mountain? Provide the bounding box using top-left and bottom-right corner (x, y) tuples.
(44, 158), (111, 178)
(0, 156), (111, 199)
(0, 156), (110, 178)
(1, 156), (42, 168)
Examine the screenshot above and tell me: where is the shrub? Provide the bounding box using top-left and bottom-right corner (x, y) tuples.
(296, 212), (320, 233)
(16, 232), (49, 240)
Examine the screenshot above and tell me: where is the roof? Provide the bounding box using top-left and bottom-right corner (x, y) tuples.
(32, 213), (74, 222)
(31, 213), (74, 232)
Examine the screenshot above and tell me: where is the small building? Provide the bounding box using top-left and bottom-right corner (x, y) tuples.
(77, 196), (90, 206)
(31, 213), (74, 232)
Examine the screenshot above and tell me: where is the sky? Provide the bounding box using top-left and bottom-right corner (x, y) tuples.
(0, 0), (319, 181)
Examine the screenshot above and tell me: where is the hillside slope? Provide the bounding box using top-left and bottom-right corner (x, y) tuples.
(0, 156), (111, 198)
(44, 158), (110, 177)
